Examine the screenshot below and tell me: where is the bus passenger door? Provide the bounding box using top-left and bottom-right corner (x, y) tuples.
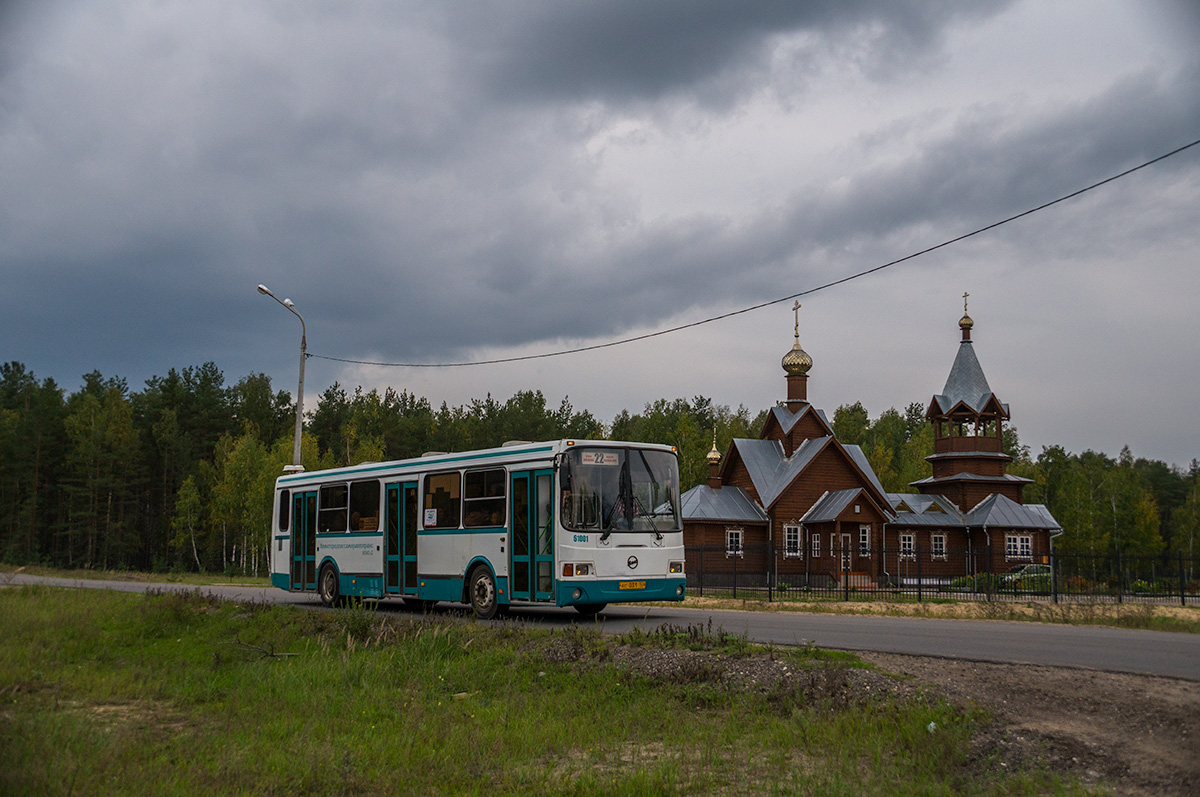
(291, 490), (317, 591)
(510, 473), (532, 601)
(385, 482), (419, 595)
(511, 470), (555, 603)
(533, 470), (554, 600)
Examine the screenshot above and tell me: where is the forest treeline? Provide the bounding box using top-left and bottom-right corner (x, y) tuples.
(2, 360), (1197, 575)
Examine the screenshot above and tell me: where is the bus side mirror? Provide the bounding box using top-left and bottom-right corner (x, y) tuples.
(558, 455), (572, 491)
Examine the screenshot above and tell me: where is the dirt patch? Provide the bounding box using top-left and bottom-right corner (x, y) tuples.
(64, 698), (193, 736)
(859, 653), (1200, 796)
(540, 629), (1199, 794)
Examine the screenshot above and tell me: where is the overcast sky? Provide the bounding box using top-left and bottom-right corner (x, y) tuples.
(3, 0), (1199, 467)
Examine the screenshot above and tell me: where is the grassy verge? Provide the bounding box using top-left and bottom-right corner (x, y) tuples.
(5, 563), (1194, 633)
(0, 586), (1087, 795)
(0, 563), (270, 588)
(665, 594), (1200, 633)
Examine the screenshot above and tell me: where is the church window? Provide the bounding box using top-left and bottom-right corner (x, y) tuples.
(783, 525), (801, 558)
(859, 525), (870, 556)
(725, 528), (743, 558)
(811, 533), (820, 558)
(1006, 534), (1032, 560)
(931, 534), (946, 560)
(900, 533), (915, 560)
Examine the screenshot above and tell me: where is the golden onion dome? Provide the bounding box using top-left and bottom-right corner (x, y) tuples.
(706, 443), (721, 464)
(706, 428), (722, 464)
(782, 339), (812, 375)
(782, 300), (813, 375)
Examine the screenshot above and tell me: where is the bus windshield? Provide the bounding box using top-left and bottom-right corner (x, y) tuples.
(560, 447), (682, 534)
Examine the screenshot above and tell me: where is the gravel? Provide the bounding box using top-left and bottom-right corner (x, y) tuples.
(541, 631), (1200, 795)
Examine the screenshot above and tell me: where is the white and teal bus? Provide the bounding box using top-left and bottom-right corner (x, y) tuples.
(269, 440), (686, 618)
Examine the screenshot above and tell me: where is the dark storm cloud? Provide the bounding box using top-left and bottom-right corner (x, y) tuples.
(451, 0), (1011, 106)
(413, 61), (1200, 357)
(776, 64), (1200, 252)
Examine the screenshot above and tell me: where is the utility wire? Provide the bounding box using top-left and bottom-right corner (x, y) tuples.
(311, 136), (1200, 369)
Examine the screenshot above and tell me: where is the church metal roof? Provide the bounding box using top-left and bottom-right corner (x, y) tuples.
(965, 493), (1061, 530)
(800, 489), (861, 523)
(909, 472), (1033, 487)
(732, 436), (830, 508)
(768, 405), (830, 432)
(930, 339), (1008, 416)
(679, 484), (768, 524)
(886, 493), (966, 525)
(844, 443), (890, 500)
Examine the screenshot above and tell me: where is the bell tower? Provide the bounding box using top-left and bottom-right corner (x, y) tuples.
(917, 296), (1029, 509)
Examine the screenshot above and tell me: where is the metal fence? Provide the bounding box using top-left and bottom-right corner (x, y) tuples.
(686, 543), (1200, 605)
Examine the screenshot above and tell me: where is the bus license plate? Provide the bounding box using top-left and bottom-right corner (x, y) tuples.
(619, 580), (646, 590)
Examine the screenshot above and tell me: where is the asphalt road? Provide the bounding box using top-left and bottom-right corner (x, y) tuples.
(10, 574), (1200, 682)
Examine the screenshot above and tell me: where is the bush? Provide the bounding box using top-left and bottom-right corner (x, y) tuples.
(948, 573), (1002, 593)
(1062, 575), (1091, 593)
(1012, 575), (1052, 593)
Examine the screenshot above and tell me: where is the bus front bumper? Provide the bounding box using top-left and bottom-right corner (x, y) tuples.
(558, 577), (686, 606)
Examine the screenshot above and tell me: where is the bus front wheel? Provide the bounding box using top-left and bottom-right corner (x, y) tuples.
(468, 565), (499, 620)
(318, 564), (341, 608)
(574, 603), (607, 616)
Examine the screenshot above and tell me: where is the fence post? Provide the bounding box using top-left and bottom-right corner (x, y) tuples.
(698, 546), (704, 597)
(1182, 552), (1187, 608)
(768, 544), (774, 603)
(732, 543), (738, 600)
(1116, 549), (1123, 604)
(986, 546), (993, 602)
(842, 542), (849, 602)
(916, 542), (923, 603)
(1051, 549), (1058, 605)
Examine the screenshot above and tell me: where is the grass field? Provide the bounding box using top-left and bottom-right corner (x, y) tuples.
(0, 586), (1089, 795)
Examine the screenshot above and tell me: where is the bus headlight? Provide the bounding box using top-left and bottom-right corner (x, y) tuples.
(572, 588), (582, 600)
(676, 585), (685, 597)
(669, 561), (684, 574)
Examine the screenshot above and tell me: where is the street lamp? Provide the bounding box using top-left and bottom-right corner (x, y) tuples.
(257, 284), (306, 473)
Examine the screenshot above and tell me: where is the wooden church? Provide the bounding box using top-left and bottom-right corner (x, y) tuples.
(680, 299), (1061, 588)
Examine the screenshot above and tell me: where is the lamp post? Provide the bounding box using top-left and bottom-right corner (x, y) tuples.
(257, 284), (306, 473)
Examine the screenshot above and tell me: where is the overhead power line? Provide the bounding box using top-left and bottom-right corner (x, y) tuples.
(311, 136), (1200, 369)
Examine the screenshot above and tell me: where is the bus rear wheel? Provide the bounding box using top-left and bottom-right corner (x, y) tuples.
(318, 564), (341, 608)
(468, 565), (499, 620)
(574, 603), (607, 616)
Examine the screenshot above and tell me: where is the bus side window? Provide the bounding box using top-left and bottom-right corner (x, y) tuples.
(319, 483), (349, 533)
(424, 472), (461, 529)
(463, 468), (506, 527)
(277, 489), (290, 532)
(349, 480), (380, 531)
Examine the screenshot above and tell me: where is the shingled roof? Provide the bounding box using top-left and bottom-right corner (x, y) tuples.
(929, 339), (1009, 416)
